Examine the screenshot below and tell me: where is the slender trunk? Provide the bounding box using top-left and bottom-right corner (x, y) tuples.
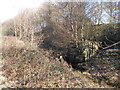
(19, 31), (22, 39)
(71, 24), (79, 48)
(14, 26), (17, 37)
(14, 19), (17, 37)
(81, 24), (84, 42)
(14, 30), (17, 37)
(75, 22), (79, 48)
(19, 24), (22, 40)
(31, 27), (34, 47)
(98, 1), (102, 25)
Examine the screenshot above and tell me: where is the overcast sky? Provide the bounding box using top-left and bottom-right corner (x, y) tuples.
(0, 0), (45, 23)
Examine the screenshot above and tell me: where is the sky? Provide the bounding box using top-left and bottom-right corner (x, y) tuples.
(0, 0), (119, 23)
(0, 0), (45, 23)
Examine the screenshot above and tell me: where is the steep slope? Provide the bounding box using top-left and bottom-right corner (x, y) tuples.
(2, 36), (110, 88)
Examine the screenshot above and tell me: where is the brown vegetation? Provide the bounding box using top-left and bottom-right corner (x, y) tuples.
(1, 1), (120, 88)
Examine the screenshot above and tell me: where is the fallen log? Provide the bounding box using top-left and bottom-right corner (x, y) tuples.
(89, 41), (120, 60)
(102, 41), (120, 50)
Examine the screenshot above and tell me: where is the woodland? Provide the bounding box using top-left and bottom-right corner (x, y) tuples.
(1, 2), (120, 88)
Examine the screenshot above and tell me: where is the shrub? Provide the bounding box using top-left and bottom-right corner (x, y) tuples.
(2, 26), (14, 36)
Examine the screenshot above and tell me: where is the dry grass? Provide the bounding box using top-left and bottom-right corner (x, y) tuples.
(2, 36), (25, 50)
(2, 36), (38, 51)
